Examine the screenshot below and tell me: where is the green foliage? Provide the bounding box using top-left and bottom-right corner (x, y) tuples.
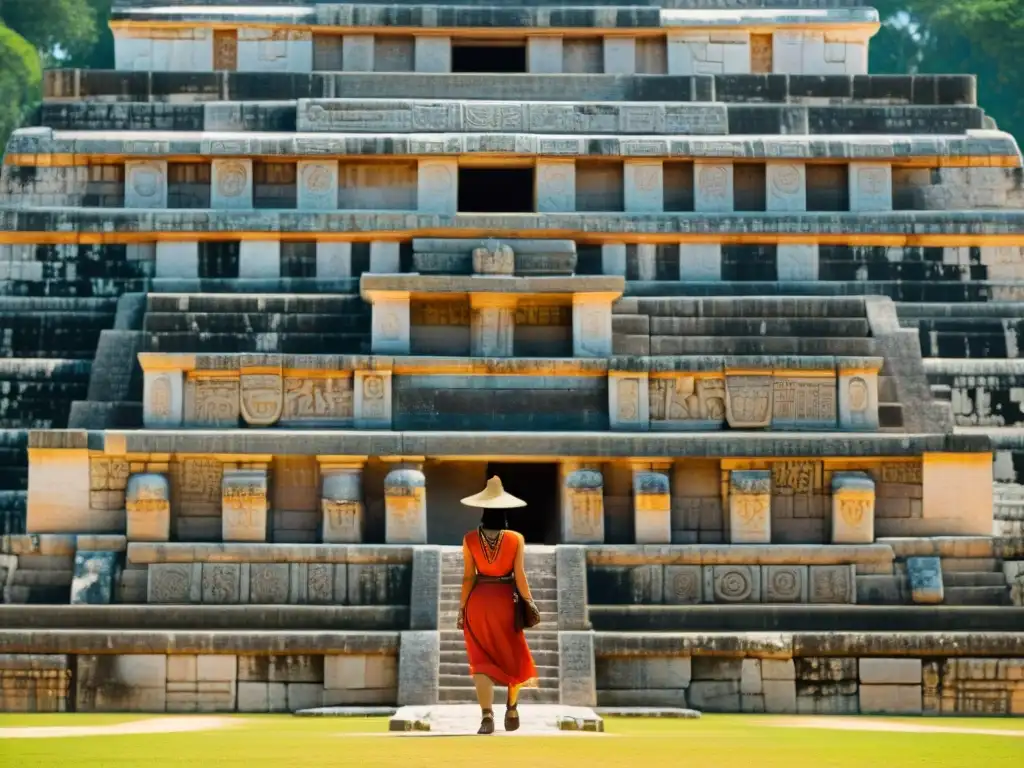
(0, 22), (41, 158)
(871, 0), (1024, 145)
(0, 0), (98, 62)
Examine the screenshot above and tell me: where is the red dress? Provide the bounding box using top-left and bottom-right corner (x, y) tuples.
(462, 529), (539, 687)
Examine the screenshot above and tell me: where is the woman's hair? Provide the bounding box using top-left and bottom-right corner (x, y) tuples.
(479, 509), (508, 530)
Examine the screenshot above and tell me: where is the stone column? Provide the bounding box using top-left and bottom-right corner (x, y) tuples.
(633, 469), (671, 544)
(397, 630), (440, 704)
(694, 162), (734, 213)
(417, 158), (458, 215)
(222, 469), (269, 542)
(561, 466), (605, 544)
(211, 159), (253, 210)
(470, 294), (516, 357)
(155, 242), (199, 279)
(528, 36), (563, 73)
(838, 358), (880, 430)
(535, 159), (576, 213)
(729, 469), (771, 544)
(601, 243), (626, 276)
(849, 163), (893, 212)
(636, 243), (657, 281)
(384, 467), (427, 544)
(126, 473), (170, 542)
(604, 38), (636, 74)
(608, 372), (649, 430)
(555, 545), (589, 630)
(766, 162), (807, 212)
(125, 160), (168, 208)
(776, 244), (818, 282)
(368, 290), (411, 355)
(354, 370), (393, 428)
(624, 160), (664, 213)
(415, 37), (451, 72)
(316, 242), (352, 278)
(297, 160), (339, 211)
(239, 241), (281, 278)
(143, 368), (184, 428)
(831, 471), (875, 544)
(320, 462), (364, 543)
(679, 243), (722, 281)
(343, 35), (374, 71)
(559, 631), (597, 707)
(572, 293), (615, 357)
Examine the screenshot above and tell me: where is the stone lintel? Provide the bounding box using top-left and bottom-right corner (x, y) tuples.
(0, 630), (401, 656)
(8, 210), (1024, 241)
(126, 542), (414, 566)
(81, 430), (990, 459)
(361, 275), (625, 300)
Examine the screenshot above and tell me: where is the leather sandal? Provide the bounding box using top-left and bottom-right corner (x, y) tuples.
(504, 702), (520, 732)
(478, 708), (495, 735)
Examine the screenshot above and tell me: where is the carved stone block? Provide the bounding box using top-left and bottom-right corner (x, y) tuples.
(726, 376), (773, 428)
(729, 470), (771, 544)
(649, 375), (726, 430)
(249, 563), (290, 604)
(831, 472), (875, 544)
(471, 240), (515, 275)
(126, 473), (170, 542)
(370, 295), (411, 355)
(148, 563), (202, 604)
(536, 159), (575, 213)
(283, 376), (353, 425)
(202, 563), (242, 604)
(694, 162), (733, 213)
(839, 366), (880, 430)
(417, 158), (457, 214)
(384, 469), (427, 544)
(610, 373), (650, 431)
(907, 556), (943, 604)
(321, 468), (364, 544)
(766, 162), (806, 213)
(184, 377), (240, 427)
(307, 563), (334, 604)
(808, 564), (856, 604)
(297, 160), (339, 211)
(771, 376), (837, 429)
(354, 370), (392, 429)
(849, 162), (892, 212)
(572, 296), (613, 358)
(705, 564), (761, 604)
(633, 471), (671, 544)
(221, 470), (269, 542)
(211, 158), (253, 210)
(143, 370), (184, 428)
(563, 469), (605, 544)
(125, 160), (168, 209)
(470, 295), (515, 357)
(240, 369), (284, 426)
(663, 565), (702, 604)
(624, 160), (664, 213)
(761, 565), (809, 603)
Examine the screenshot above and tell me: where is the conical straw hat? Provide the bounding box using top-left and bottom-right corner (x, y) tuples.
(460, 476), (527, 509)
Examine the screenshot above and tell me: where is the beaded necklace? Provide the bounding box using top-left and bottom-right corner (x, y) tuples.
(477, 526), (504, 564)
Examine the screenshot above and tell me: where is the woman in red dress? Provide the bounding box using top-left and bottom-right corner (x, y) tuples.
(457, 476), (539, 734)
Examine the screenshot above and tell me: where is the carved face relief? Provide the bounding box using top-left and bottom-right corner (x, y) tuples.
(216, 162), (248, 198)
(848, 377), (869, 411)
(131, 165), (162, 199)
(697, 165), (729, 201)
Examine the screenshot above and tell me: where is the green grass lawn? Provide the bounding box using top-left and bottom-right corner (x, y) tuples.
(1, 715), (1022, 768)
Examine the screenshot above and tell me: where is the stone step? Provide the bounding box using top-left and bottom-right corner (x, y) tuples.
(437, 687), (560, 704)
(9, 569), (74, 587)
(940, 557), (999, 573)
(943, 586), (1011, 606)
(146, 294), (366, 314)
(145, 332), (369, 354)
(438, 673), (559, 688)
(439, 662), (560, 678)
(618, 296), (870, 318)
(943, 572), (1008, 588)
(440, 640), (559, 655)
(646, 336), (877, 357)
(630, 317), (872, 338)
(143, 312), (369, 334)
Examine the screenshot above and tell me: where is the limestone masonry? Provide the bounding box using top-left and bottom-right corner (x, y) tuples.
(1, 0), (1023, 716)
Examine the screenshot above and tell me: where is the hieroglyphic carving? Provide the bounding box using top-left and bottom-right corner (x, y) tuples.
(763, 565), (807, 602)
(185, 377), (239, 426)
(729, 470), (771, 544)
(149, 375), (172, 420)
(90, 458), (130, 491)
(215, 161), (248, 199)
(725, 376), (773, 428)
(772, 378), (837, 427)
(202, 564), (241, 604)
(282, 377), (353, 422)
(617, 377), (641, 422)
(148, 563), (195, 604)
(411, 300), (471, 326)
(515, 305), (571, 326)
(695, 163), (731, 210)
(570, 491), (604, 540)
(880, 462), (922, 484)
(360, 374), (387, 420)
(323, 500), (363, 542)
(771, 461), (817, 495)
(175, 458), (222, 515)
(249, 563), (289, 604)
(464, 104), (524, 131)
(809, 565), (854, 604)
(239, 371), (283, 426)
(222, 470), (268, 542)
(126, 473), (170, 542)
(649, 376), (726, 424)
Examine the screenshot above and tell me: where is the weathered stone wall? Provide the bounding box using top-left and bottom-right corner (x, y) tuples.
(0, 654), (70, 712)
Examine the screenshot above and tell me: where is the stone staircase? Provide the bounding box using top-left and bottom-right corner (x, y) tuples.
(940, 557), (1012, 606)
(143, 294), (371, 354)
(438, 545), (561, 705)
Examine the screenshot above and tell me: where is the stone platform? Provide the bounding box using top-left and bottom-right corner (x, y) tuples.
(388, 704), (604, 734)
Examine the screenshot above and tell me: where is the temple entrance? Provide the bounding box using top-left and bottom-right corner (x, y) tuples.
(458, 167), (535, 213)
(485, 462), (558, 544)
(452, 42), (527, 73)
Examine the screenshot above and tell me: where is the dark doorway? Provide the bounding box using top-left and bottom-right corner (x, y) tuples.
(486, 462), (558, 544)
(452, 43), (527, 73)
(458, 167), (534, 213)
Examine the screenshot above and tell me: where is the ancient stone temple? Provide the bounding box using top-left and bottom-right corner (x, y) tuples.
(1, 0), (1023, 716)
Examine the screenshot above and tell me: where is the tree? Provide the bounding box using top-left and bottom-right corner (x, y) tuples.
(0, 23), (42, 157)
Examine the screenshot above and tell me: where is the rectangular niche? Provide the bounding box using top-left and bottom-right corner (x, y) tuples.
(167, 162), (212, 208)
(576, 160), (625, 212)
(513, 303), (573, 357)
(410, 298), (471, 356)
(806, 164), (850, 212)
(338, 161), (417, 210)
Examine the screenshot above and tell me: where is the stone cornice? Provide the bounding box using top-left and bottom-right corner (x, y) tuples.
(3, 209), (1024, 244)
(6, 128), (1018, 164)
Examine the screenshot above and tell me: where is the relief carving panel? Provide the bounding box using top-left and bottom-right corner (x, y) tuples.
(725, 376), (773, 428)
(184, 377), (240, 426)
(240, 371), (284, 426)
(649, 375), (726, 427)
(282, 377), (353, 424)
